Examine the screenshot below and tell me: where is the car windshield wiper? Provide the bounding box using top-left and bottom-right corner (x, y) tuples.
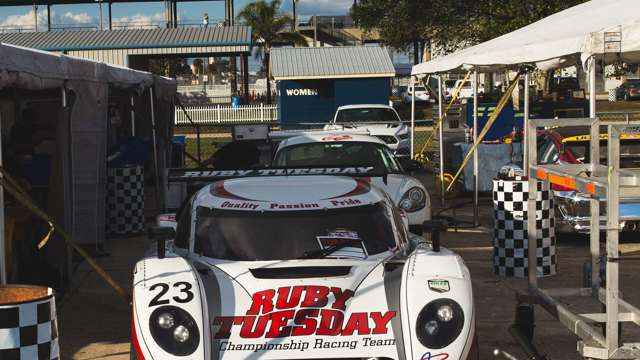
(297, 242), (353, 259)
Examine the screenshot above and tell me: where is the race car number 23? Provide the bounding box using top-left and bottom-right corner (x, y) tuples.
(149, 282), (194, 307)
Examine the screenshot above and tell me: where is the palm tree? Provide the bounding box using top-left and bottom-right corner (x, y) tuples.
(238, 0), (307, 104)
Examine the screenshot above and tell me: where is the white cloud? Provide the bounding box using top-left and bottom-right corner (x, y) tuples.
(59, 12), (93, 24)
(112, 12), (164, 26)
(0, 9), (166, 30)
(1, 9), (95, 29)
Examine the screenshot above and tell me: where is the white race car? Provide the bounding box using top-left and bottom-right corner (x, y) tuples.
(324, 104), (411, 157)
(272, 133), (431, 234)
(131, 170), (477, 360)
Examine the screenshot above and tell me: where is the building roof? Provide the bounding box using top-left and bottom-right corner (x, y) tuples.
(271, 45), (395, 80)
(0, 26), (251, 52)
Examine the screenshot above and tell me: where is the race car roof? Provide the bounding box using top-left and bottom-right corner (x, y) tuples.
(192, 175), (387, 212)
(278, 132), (387, 149)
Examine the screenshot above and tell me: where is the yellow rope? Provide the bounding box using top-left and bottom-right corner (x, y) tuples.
(0, 167), (130, 302)
(446, 70), (523, 192)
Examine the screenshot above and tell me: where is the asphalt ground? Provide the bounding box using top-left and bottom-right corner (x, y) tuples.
(57, 170), (640, 360)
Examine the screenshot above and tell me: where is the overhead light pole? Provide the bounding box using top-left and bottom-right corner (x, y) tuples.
(33, 4), (38, 32)
(292, 0), (299, 31)
(95, 0), (104, 30)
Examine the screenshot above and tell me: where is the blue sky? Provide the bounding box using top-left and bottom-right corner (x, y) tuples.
(0, 1), (353, 28)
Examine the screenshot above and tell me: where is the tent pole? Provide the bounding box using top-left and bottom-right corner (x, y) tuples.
(410, 76), (416, 159)
(472, 68), (479, 226)
(438, 75), (445, 207)
(589, 56), (596, 118)
(523, 71), (530, 175)
(0, 112), (5, 285)
(149, 88), (162, 212)
(130, 95), (136, 136)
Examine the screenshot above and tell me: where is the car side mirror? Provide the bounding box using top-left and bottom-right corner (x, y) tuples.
(398, 157), (422, 172)
(422, 220), (447, 252)
(148, 226), (176, 259)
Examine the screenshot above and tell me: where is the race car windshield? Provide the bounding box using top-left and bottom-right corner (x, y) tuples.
(193, 204), (397, 261)
(335, 108), (400, 123)
(273, 142), (401, 173)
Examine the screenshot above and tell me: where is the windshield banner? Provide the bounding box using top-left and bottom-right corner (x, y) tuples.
(169, 166), (377, 182)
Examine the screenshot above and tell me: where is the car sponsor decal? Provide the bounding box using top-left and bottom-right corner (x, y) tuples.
(421, 352), (449, 360)
(175, 167), (375, 179)
(428, 279), (450, 293)
(317, 230), (368, 259)
(212, 286), (396, 341)
(321, 134), (353, 141)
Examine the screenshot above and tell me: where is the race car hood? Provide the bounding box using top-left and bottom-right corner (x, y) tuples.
(200, 257), (402, 359)
(134, 248), (474, 360)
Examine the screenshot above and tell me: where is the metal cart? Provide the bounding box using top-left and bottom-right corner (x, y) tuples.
(518, 116), (640, 359)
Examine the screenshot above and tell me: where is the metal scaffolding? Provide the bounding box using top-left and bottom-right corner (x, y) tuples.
(522, 115), (640, 359)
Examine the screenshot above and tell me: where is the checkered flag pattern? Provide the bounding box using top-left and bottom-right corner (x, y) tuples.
(493, 177), (557, 278)
(0, 290), (59, 360)
(106, 166), (145, 236)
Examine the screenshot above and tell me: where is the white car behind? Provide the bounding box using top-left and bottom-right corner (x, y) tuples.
(273, 132), (431, 234)
(401, 84), (431, 103)
(324, 104), (411, 157)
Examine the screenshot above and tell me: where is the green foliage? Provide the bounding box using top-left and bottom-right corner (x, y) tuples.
(237, 0), (307, 103)
(351, 0), (587, 53)
(148, 58), (192, 78)
(237, 0), (307, 54)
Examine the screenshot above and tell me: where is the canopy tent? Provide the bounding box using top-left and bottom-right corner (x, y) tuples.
(409, 0), (640, 225)
(0, 43), (177, 285)
(412, 0), (640, 75)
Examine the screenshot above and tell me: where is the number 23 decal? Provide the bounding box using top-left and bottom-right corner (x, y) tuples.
(149, 282), (194, 307)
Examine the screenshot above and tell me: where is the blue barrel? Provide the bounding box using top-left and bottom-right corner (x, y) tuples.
(231, 96), (241, 108)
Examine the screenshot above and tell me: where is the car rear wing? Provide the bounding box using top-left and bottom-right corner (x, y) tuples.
(168, 166), (389, 183)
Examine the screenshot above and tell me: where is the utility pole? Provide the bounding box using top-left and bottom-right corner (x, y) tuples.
(292, 0), (298, 31)
(33, 4), (38, 32)
(98, 0), (103, 31)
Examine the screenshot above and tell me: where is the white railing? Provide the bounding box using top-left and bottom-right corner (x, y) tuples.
(175, 104), (279, 125)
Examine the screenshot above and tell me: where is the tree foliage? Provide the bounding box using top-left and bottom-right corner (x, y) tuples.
(237, 0), (307, 103)
(351, 0), (587, 53)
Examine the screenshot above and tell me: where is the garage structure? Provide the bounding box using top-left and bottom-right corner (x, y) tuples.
(0, 26), (253, 102)
(271, 45), (395, 127)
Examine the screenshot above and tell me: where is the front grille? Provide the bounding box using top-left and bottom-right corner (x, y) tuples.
(376, 135), (398, 144)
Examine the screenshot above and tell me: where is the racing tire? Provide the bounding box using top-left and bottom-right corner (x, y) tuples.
(515, 304), (535, 343)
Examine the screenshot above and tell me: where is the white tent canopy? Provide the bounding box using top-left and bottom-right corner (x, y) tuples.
(412, 0), (640, 75)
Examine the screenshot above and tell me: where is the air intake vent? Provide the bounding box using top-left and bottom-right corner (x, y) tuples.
(249, 266), (351, 279)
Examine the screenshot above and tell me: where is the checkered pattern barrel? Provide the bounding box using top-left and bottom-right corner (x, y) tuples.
(0, 287), (59, 360)
(493, 177), (556, 278)
(106, 166), (145, 236)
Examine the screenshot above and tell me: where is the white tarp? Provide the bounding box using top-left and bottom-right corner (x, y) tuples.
(0, 43), (170, 91)
(412, 0), (640, 75)
(0, 42), (176, 249)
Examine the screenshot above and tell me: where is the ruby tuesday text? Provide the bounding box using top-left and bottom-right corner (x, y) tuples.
(213, 286), (396, 339)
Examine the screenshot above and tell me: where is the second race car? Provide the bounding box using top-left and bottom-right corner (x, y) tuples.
(272, 133), (431, 234)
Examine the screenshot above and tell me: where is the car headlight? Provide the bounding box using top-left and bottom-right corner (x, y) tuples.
(399, 187), (426, 212)
(149, 306), (200, 356)
(416, 299), (465, 349)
